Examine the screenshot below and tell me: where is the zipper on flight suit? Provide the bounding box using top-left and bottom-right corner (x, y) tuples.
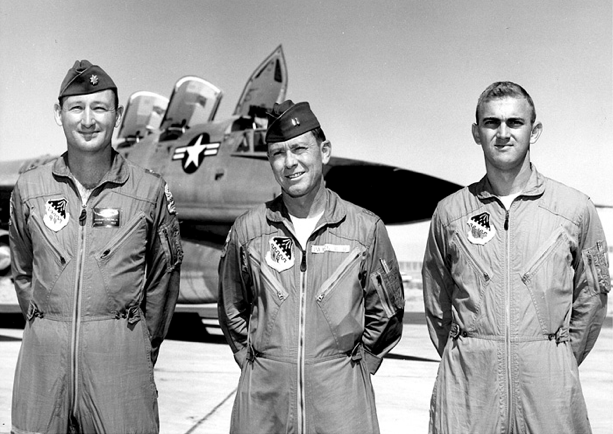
(297, 247), (307, 434)
(502, 198), (516, 433)
(291, 219), (328, 434)
(316, 248), (362, 302)
(71, 204), (88, 418)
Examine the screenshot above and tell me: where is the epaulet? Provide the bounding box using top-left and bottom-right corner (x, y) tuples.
(19, 156), (58, 174)
(22, 164), (39, 174)
(361, 207), (377, 218)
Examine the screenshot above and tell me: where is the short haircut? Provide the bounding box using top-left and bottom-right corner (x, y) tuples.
(475, 81), (536, 124)
(311, 127), (326, 145)
(58, 89), (120, 111)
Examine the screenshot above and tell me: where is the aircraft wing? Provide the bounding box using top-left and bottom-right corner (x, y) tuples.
(233, 45), (288, 121)
(228, 152), (462, 225)
(0, 156), (61, 278)
(0, 156), (60, 231)
(324, 157), (461, 224)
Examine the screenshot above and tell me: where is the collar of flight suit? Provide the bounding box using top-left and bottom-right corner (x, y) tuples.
(265, 187), (347, 228)
(474, 163), (546, 201)
(52, 149), (130, 188)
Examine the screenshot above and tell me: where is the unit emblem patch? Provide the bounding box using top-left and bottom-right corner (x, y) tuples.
(266, 236), (294, 272)
(43, 198), (70, 232)
(164, 183), (177, 215)
(467, 212), (496, 245)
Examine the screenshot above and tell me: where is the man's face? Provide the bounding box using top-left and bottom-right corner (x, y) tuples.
(472, 97), (541, 173)
(267, 132), (331, 199)
(54, 90), (122, 154)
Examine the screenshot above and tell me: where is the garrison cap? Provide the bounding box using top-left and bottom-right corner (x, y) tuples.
(58, 60), (117, 100)
(265, 100), (320, 144)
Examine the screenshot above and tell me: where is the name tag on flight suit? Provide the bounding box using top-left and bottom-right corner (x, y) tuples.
(93, 208), (120, 227)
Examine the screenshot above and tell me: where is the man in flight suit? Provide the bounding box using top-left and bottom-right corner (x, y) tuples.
(422, 81), (609, 433)
(218, 100), (405, 434)
(10, 60), (183, 433)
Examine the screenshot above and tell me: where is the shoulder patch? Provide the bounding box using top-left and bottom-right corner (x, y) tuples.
(164, 183), (177, 215)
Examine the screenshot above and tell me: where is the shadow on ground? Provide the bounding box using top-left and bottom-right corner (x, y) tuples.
(0, 311), (227, 344)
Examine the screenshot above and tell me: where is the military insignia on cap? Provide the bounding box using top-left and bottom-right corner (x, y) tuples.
(43, 198), (70, 232)
(467, 212), (496, 245)
(266, 236), (295, 272)
(90, 74), (99, 85)
(291, 118), (300, 126)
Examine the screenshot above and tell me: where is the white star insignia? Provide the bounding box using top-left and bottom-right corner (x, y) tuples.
(172, 134), (221, 173)
(184, 135), (207, 168)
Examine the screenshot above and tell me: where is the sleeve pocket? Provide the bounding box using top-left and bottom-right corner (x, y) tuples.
(159, 222), (183, 271)
(370, 264), (405, 318)
(582, 241), (610, 295)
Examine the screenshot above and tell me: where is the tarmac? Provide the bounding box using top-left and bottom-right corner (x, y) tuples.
(0, 305), (611, 434)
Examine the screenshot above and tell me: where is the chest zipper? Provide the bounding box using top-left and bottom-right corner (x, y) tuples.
(316, 248), (362, 303)
(289, 219), (326, 434)
(71, 205), (87, 418)
(297, 247), (307, 434)
(503, 204), (513, 432)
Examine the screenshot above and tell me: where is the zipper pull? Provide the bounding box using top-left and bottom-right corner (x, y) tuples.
(504, 210), (509, 230)
(79, 207), (87, 226)
(300, 249), (307, 272)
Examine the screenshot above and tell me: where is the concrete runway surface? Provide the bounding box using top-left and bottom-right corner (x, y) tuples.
(0, 310), (611, 434)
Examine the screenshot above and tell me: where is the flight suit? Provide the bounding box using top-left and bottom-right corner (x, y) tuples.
(219, 189), (404, 434)
(422, 166), (609, 433)
(10, 151), (182, 433)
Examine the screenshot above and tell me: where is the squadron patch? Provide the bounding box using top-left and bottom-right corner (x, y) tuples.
(164, 183), (177, 215)
(467, 212), (496, 245)
(266, 237), (295, 272)
(43, 198), (70, 232)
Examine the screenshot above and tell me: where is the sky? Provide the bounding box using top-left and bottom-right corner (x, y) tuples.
(1, 1), (611, 260)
